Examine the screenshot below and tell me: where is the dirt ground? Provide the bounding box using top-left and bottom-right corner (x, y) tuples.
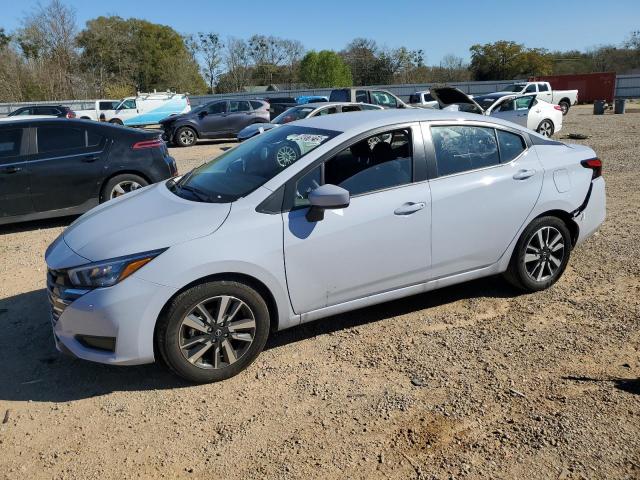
(0, 105), (638, 480)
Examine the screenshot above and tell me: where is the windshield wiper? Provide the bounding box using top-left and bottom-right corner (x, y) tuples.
(177, 184), (212, 202)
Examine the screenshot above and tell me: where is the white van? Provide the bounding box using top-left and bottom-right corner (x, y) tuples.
(104, 92), (191, 127)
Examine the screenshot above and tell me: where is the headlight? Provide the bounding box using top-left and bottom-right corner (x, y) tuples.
(68, 249), (166, 288)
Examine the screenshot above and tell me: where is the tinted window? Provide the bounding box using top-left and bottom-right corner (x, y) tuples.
(329, 89), (349, 102)
(207, 102), (226, 114)
(37, 126), (86, 153)
(423, 93), (434, 102)
(409, 94), (419, 103)
(87, 130), (104, 147)
(341, 105), (361, 113)
(355, 90), (368, 103)
(229, 101), (251, 112)
(524, 84), (536, 93)
(11, 108), (32, 116)
(497, 130), (526, 162)
(538, 83), (549, 92)
(0, 129), (22, 158)
(35, 107), (60, 115)
(295, 129), (413, 205)
(431, 125), (499, 176)
(250, 101), (264, 110)
(99, 101), (117, 110)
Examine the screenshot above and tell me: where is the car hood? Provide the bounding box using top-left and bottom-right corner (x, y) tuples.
(238, 123), (277, 137)
(159, 112), (193, 125)
(63, 182), (231, 261)
(429, 87), (485, 114)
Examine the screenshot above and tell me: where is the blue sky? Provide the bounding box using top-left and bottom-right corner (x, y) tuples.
(2, 0), (638, 64)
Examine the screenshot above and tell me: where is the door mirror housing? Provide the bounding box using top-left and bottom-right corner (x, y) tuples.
(198, 110), (208, 118)
(306, 184), (350, 222)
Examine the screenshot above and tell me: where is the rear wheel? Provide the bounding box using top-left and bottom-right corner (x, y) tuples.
(536, 119), (554, 137)
(174, 126), (197, 147)
(156, 281), (270, 383)
(559, 101), (570, 116)
(109, 118), (123, 126)
(504, 216), (572, 292)
(101, 173), (148, 202)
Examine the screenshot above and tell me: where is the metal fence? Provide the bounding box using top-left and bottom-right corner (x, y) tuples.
(1, 75), (638, 115)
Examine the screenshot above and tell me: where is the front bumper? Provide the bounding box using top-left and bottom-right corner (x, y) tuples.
(47, 269), (177, 365)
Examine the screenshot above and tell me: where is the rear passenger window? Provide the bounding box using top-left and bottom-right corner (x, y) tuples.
(538, 83), (549, 92)
(250, 101), (264, 110)
(0, 129), (22, 158)
(497, 130), (526, 162)
(229, 101), (251, 112)
(37, 127), (86, 153)
(355, 90), (368, 103)
(87, 130), (104, 147)
(431, 125), (499, 176)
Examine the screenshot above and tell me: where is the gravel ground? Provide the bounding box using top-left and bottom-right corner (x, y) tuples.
(0, 105), (638, 480)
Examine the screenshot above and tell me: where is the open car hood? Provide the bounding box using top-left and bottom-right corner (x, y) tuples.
(429, 87), (485, 114)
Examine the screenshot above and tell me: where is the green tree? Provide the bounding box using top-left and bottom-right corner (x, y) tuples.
(299, 50), (352, 88)
(470, 41), (552, 80)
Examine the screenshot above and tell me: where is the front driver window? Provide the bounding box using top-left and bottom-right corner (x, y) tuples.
(525, 84), (536, 93)
(496, 99), (515, 112)
(294, 128), (413, 207)
(207, 102), (226, 114)
(515, 96), (535, 110)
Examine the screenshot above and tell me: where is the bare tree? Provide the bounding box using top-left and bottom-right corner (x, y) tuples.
(281, 39), (304, 87)
(194, 32), (223, 93)
(223, 37), (251, 92)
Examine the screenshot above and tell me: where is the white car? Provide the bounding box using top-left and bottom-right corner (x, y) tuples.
(45, 108), (605, 383)
(408, 90), (439, 109)
(431, 87), (563, 137)
(498, 82), (578, 115)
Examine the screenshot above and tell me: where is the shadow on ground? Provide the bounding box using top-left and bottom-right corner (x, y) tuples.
(0, 216), (76, 235)
(0, 277), (518, 402)
(564, 375), (640, 396)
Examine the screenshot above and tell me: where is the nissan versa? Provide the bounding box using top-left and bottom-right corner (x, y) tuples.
(45, 109), (606, 383)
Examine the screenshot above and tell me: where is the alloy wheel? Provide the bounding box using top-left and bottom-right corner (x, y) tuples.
(538, 120), (553, 137)
(523, 226), (565, 282)
(276, 145), (298, 167)
(179, 129), (196, 146)
(178, 295), (256, 369)
(110, 180), (142, 199)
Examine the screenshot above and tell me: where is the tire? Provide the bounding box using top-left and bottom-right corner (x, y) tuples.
(174, 126), (198, 147)
(504, 216), (572, 292)
(274, 141), (301, 167)
(156, 281), (270, 383)
(559, 101), (570, 116)
(536, 119), (554, 137)
(101, 173), (148, 202)
(109, 118), (124, 125)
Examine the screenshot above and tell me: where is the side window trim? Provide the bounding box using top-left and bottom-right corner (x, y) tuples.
(282, 123), (426, 212)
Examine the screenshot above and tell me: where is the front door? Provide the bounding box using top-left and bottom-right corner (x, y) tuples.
(30, 124), (106, 213)
(283, 125), (431, 313)
(200, 101), (228, 136)
(0, 126), (31, 219)
(425, 123), (543, 278)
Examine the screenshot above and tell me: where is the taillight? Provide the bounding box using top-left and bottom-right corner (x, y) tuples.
(581, 158), (602, 179)
(132, 138), (164, 150)
(553, 105), (563, 111)
(66, 111), (76, 118)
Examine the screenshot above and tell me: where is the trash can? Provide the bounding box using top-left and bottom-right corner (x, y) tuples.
(614, 99), (626, 114)
(593, 100), (606, 115)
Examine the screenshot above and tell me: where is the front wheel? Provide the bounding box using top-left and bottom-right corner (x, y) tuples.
(174, 126), (197, 147)
(156, 281), (270, 383)
(536, 119), (554, 137)
(504, 216), (572, 292)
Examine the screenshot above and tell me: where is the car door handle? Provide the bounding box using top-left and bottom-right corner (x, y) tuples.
(513, 169), (536, 180)
(394, 202), (426, 215)
(1, 166), (22, 174)
(81, 155), (99, 163)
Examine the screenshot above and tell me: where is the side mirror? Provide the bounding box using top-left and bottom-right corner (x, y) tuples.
(198, 111), (208, 118)
(306, 184), (350, 222)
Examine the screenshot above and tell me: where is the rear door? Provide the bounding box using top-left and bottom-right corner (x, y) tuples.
(29, 124), (107, 213)
(536, 83), (553, 102)
(424, 122), (543, 278)
(226, 100), (254, 133)
(0, 126), (32, 218)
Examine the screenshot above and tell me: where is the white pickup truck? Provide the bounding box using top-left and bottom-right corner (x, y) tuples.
(497, 82), (578, 115)
(75, 100), (120, 121)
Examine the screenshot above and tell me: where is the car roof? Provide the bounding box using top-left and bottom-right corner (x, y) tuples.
(291, 108), (528, 134)
(295, 101), (377, 108)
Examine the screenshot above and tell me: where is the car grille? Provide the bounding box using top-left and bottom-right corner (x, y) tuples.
(47, 269), (88, 325)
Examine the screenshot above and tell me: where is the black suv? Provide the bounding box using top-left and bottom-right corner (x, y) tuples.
(8, 105), (77, 118)
(0, 119), (177, 226)
(160, 99), (270, 147)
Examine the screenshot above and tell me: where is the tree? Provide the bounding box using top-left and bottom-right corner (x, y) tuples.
(299, 50), (352, 88)
(195, 32), (223, 93)
(470, 41), (552, 80)
(217, 37), (251, 93)
(0, 28), (10, 49)
(341, 38), (393, 85)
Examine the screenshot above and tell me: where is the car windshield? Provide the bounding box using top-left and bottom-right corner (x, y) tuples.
(171, 125), (339, 203)
(272, 107), (315, 124)
(500, 84), (526, 92)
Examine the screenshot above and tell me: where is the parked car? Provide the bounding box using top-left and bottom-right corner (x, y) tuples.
(264, 97), (298, 120)
(329, 88), (409, 108)
(0, 118), (176, 226)
(408, 90), (438, 108)
(497, 82), (578, 115)
(104, 91), (191, 126)
(430, 86), (563, 137)
(160, 99), (270, 147)
(0, 115), (56, 122)
(296, 95), (328, 104)
(237, 102), (383, 141)
(8, 104), (76, 118)
(45, 108), (605, 383)
(75, 100), (120, 121)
